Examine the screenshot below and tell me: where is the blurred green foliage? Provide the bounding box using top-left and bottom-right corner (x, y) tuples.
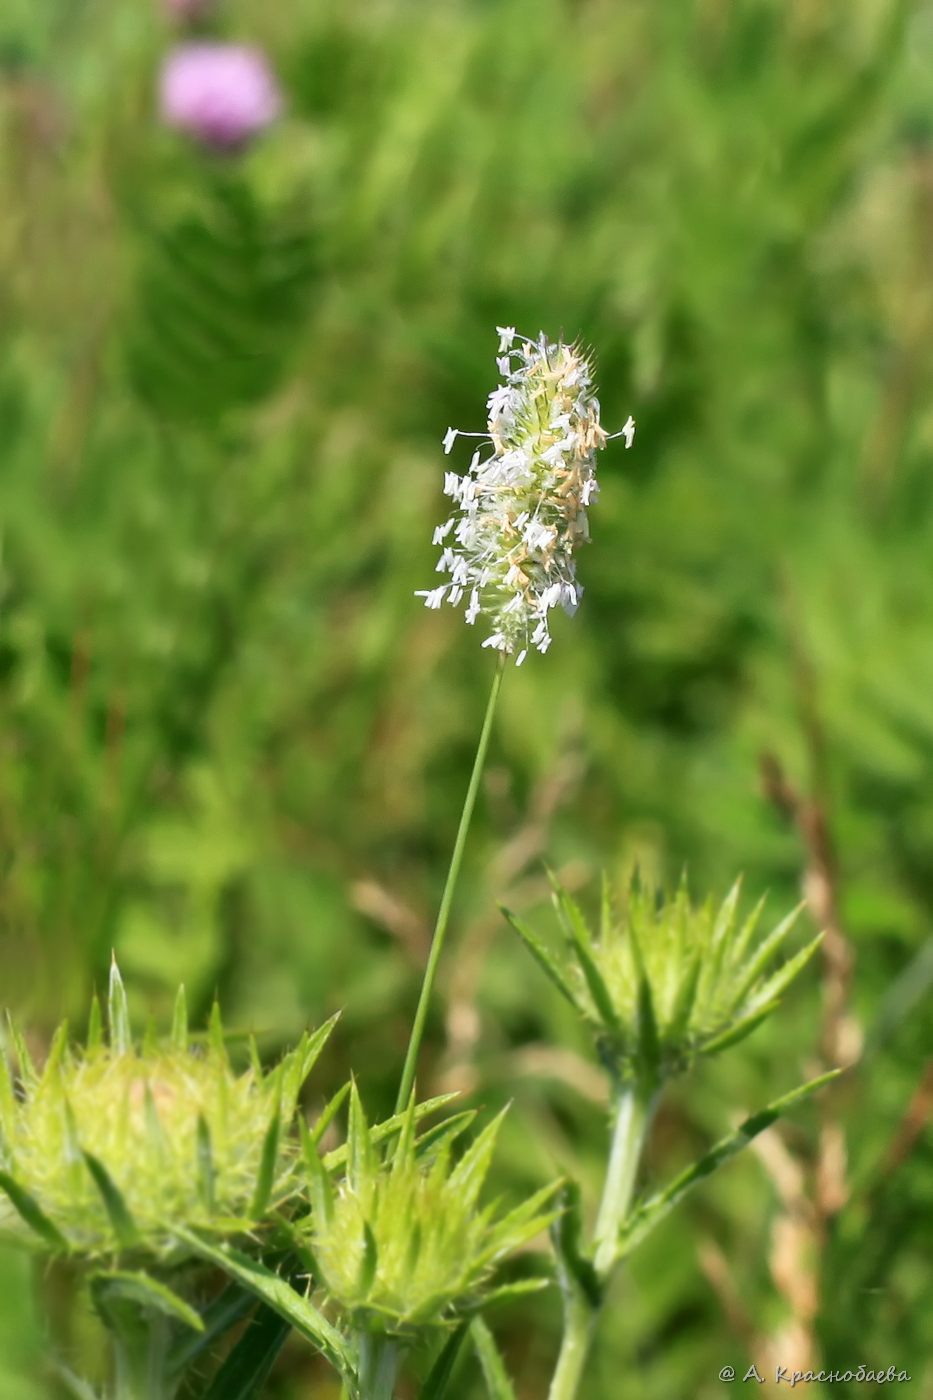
(0, 0), (931, 1394)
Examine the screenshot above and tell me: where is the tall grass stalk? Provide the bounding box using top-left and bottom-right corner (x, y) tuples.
(394, 654), (505, 1115)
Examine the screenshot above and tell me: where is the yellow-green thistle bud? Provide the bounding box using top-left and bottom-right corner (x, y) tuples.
(0, 962), (335, 1263)
(301, 1086), (559, 1337)
(503, 875), (821, 1084)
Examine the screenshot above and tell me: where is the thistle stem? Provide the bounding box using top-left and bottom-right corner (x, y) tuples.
(548, 1292), (596, 1400)
(357, 1334), (401, 1400)
(394, 655), (505, 1115)
(548, 1080), (657, 1400)
(593, 1081), (656, 1278)
(113, 1313), (174, 1400)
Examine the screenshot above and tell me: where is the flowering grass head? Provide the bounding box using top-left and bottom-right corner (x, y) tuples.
(0, 963), (334, 1263)
(418, 329), (635, 664)
(504, 875), (821, 1084)
(301, 1086), (559, 1337)
(160, 43), (283, 151)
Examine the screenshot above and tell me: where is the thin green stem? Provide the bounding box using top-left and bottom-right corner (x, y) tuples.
(394, 655), (505, 1115)
(593, 1081), (656, 1278)
(548, 1080), (657, 1400)
(547, 1291), (596, 1400)
(357, 1333), (401, 1400)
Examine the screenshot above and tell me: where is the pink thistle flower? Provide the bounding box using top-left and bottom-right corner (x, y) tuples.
(160, 44), (283, 151)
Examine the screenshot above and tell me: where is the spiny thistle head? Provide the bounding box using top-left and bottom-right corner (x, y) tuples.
(301, 1086), (558, 1336)
(0, 962), (335, 1263)
(504, 876), (821, 1084)
(418, 329), (634, 664)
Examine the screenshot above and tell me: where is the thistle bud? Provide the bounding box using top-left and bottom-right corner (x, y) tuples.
(302, 1087), (558, 1336)
(418, 329), (634, 663)
(159, 43), (283, 151)
(503, 876), (821, 1084)
(0, 965), (335, 1262)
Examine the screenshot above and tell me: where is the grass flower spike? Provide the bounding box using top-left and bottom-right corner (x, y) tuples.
(419, 329), (634, 663)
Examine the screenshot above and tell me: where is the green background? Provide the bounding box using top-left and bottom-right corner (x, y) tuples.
(0, 0), (930, 1394)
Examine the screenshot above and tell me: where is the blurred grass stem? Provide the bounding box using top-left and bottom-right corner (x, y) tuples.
(394, 655), (506, 1115)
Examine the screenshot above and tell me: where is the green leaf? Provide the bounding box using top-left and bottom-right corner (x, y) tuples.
(174, 1229), (356, 1384)
(617, 1072), (840, 1259)
(38, 1023), (68, 1088)
(666, 945), (702, 1047)
(168, 1282), (256, 1379)
(197, 1115), (216, 1213)
(359, 1220), (378, 1295)
(6, 1015), (36, 1086)
(82, 1153), (139, 1249)
(0, 1171), (69, 1251)
(89, 1271), (204, 1333)
(709, 878), (743, 961)
(499, 905), (582, 1013)
(310, 1082), (351, 1147)
(550, 880), (623, 1035)
(738, 935), (823, 1019)
(322, 1093), (461, 1173)
(730, 906), (806, 1005)
(627, 921), (661, 1075)
(251, 1098), (282, 1219)
(347, 1079), (374, 1187)
(277, 1014), (340, 1117)
(421, 1322), (469, 1400)
(725, 892), (768, 970)
(299, 1012), (340, 1086)
(208, 1000), (229, 1067)
(201, 1303), (291, 1400)
(702, 1005), (775, 1057)
(449, 1108), (508, 1209)
(479, 1277), (551, 1308)
(414, 1109), (478, 1161)
(391, 1088), (418, 1170)
(108, 957), (131, 1055)
(486, 1180), (562, 1247)
(142, 1084), (167, 1163)
(470, 1317), (517, 1400)
(299, 1115), (334, 1225)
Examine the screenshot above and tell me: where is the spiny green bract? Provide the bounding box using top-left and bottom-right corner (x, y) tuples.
(503, 875), (821, 1083)
(301, 1086), (559, 1336)
(0, 962), (335, 1262)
